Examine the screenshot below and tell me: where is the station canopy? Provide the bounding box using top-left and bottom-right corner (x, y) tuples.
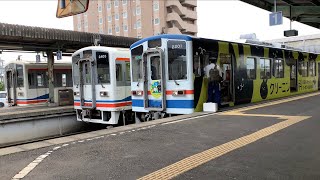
(240, 0), (320, 29)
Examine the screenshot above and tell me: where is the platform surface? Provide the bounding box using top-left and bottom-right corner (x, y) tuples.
(0, 105), (74, 121)
(1, 92), (320, 180)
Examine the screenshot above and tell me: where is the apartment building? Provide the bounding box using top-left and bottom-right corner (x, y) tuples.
(73, 0), (198, 38)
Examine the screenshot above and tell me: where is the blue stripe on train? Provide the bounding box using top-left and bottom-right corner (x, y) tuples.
(132, 99), (194, 109)
(74, 96), (131, 103)
(17, 94), (49, 100)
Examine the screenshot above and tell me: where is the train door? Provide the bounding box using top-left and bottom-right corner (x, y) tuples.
(143, 49), (165, 111)
(290, 60), (298, 91)
(6, 68), (17, 106)
(318, 62), (320, 90)
(220, 53), (233, 104)
(79, 60), (95, 109)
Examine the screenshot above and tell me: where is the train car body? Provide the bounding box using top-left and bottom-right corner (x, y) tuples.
(4, 59), (73, 106)
(130, 34), (320, 119)
(72, 46), (132, 124)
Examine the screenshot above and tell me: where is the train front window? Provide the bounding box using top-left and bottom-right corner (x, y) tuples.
(16, 64), (24, 87)
(168, 40), (187, 80)
(96, 52), (110, 84)
(131, 45), (143, 82)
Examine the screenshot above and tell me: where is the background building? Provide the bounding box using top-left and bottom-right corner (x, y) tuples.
(73, 0), (198, 38)
(267, 34), (320, 54)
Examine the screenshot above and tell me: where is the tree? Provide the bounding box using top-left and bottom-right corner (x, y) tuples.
(0, 82), (4, 91)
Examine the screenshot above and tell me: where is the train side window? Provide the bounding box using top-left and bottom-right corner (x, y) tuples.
(37, 74), (44, 87)
(309, 61), (316, 77)
(16, 64), (24, 87)
(28, 72), (37, 89)
(273, 59), (284, 78)
(246, 57), (256, 79)
(298, 62), (308, 77)
(260, 58), (271, 79)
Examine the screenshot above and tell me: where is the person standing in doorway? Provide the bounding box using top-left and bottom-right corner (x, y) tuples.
(204, 57), (222, 106)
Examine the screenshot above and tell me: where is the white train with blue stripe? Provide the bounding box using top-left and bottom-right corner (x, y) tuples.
(5, 59), (73, 106)
(130, 35), (194, 120)
(72, 46), (133, 125)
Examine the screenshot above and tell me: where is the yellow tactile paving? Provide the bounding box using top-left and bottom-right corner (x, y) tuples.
(138, 92), (320, 180)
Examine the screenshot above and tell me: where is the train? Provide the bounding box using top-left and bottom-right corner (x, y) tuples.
(130, 34), (320, 120)
(71, 46), (132, 124)
(4, 58), (73, 106)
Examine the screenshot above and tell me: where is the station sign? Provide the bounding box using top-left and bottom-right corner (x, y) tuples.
(269, 11), (283, 26)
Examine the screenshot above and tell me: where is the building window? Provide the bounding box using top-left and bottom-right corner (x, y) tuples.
(115, 13), (119, 20)
(114, 0), (119, 7)
(108, 15), (112, 22)
(153, 1), (159, 11)
(260, 58), (271, 79)
(273, 59), (284, 78)
(154, 18), (160, 25)
(137, 20), (141, 29)
(133, 22), (137, 29)
(122, 0), (127, 5)
(123, 12), (127, 19)
(123, 25), (128, 31)
(132, 8), (136, 16)
(246, 57), (256, 79)
(85, 21), (88, 27)
(108, 28), (112, 35)
(116, 26), (120, 33)
(98, 6), (102, 12)
(136, 7), (141, 15)
(99, 18), (103, 24)
(107, 3), (111, 9)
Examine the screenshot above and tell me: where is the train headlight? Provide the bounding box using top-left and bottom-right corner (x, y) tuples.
(100, 91), (109, 97)
(172, 90), (185, 96)
(17, 92), (24, 97)
(74, 92), (80, 96)
(132, 90), (143, 96)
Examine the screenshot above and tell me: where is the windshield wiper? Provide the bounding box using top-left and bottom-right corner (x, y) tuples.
(173, 79), (180, 86)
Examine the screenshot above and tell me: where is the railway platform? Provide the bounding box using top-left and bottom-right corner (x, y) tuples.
(1, 92), (320, 180)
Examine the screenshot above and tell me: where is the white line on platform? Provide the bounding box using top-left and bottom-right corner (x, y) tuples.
(161, 113), (215, 125)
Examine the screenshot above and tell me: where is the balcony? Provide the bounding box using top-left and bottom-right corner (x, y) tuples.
(166, 12), (197, 34)
(166, 1), (197, 20)
(180, 0), (197, 7)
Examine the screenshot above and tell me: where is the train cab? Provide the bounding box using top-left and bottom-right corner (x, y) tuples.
(72, 46), (132, 125)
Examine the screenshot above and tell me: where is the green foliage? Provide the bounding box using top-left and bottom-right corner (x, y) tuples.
(0, 82), (4, 91)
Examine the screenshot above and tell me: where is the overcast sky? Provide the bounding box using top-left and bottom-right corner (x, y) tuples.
(0, 0), (320, 60)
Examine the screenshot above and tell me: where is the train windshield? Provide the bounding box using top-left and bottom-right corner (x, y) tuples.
(167, 40), (187, 80)
(131, 45), (143, 82)
(96, 51), (110, 84)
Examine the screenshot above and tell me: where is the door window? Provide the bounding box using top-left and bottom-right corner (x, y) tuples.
(150, 56), (161, 80)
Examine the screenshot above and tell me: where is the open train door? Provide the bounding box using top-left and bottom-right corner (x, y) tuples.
(5, 68), (17, 106)
(142, 48), (166, 111)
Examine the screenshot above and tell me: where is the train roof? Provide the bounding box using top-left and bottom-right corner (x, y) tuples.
(72, 46), (130, 57)
(130, 34), (320, 55)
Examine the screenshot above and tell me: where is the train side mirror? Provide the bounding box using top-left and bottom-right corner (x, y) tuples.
(56, 0), (89, 18)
